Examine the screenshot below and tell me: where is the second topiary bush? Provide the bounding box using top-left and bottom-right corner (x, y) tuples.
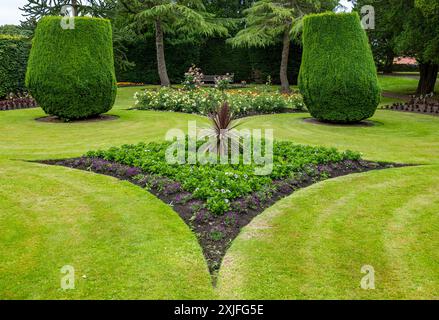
(299, 12), (380, 123)
(26, 16), (117, 120)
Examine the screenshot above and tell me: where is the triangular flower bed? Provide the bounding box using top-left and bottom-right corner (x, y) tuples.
(40, 140), (405, 283)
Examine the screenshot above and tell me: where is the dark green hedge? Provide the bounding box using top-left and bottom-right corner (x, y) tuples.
(299, 12), (380, 123)
(26, 16), (117, 120)
(0, 35), (31, 99)
(116, 37), (302, 85)
(116, 38), (200, 84)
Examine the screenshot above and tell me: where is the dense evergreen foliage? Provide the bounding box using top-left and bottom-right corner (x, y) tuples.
(299, 12), (380, 123)
(0, 35), (31, 98)
(227, 0), (338, 93)
(26, 16), (117, 120)
(86, 140), (361, 214)
(118, 0), (229, 87)
(116, 37), (302, 84)
(352, 0), (438, 94)
(20, 0), (116, 20)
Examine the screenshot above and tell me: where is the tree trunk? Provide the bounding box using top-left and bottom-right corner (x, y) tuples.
(279, 28), (291, 94)
(71, 0), (78, 16)
(155, 19), (171, 87)
(416, 62), (438, 95)
(382, 49), (394, 74)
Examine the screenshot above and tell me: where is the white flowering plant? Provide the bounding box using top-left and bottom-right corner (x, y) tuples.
(134, 87), (306, 117)
(182, 65), (204, 91)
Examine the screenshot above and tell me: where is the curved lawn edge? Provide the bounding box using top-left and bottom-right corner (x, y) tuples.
(1, 93), (439, 166)
(0, 160), (214, 299)
(242, 110), (439, 165)
(216, 165), (439, 299)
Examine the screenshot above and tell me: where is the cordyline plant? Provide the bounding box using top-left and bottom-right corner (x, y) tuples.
(205, 102), (241, 157)
(119, 0), (231, 87)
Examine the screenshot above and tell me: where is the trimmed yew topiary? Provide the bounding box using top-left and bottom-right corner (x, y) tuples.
(26, 16), (117, 120)
(299, 12), (380, 123)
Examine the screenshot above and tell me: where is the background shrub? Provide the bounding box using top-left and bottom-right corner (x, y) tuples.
(116, 37), (302, 85)
(134, 87), (305, 117)
(0, 35), (31, 99)
(299, 12), (381, 123)
(26, 16), (117, 120)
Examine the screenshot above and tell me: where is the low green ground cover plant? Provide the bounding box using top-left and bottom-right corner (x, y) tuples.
(134, 87), (305, 117)
(55, 139), (397, 275)
(86, 140), (360, 214)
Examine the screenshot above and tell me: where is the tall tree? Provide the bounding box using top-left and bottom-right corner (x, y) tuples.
(227, 0), (337, 93)
(0, 25), (33, 37)
(352, 0), (399, 74)
(20, 0), (131, 70)
(396, 0), (438, 94)
(20, 0), (116, 20)
(352, 0), (438, 95)
(204, 0), (250, 18)
(119, 0), (229, 87)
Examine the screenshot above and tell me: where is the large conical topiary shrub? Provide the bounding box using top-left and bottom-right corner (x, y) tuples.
(298, 12), (380, 123)
(26, 16), (117, 120)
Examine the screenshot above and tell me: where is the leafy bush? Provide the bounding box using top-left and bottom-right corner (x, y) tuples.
(0, 35), (31, 99)
(135, 87), (305, 116)
(85, 140), (360, 214)
(299, 12), (380, 123)
(214, 74), (233, 91)
(26, 16), (117, 120)
(182, 65), (204, 90)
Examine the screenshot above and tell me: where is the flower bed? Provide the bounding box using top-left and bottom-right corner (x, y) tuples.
(0, 93), (37, 111)
(382, 95), (439, 116)
(134, 87), (306, 117)
(42, 140), (404, 277)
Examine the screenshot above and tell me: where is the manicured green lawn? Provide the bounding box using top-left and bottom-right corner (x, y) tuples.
(378, 74), (439, 95)
(0, 77), (438, 299)
(0, 160), (213, 299)
(0, 93), (208, 161)
(241, 111), (439, 164)
(217, 164), (439, 299)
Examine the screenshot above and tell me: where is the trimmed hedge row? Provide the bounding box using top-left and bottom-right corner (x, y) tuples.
(26, 16), (117, 120)
(299, 12), (380, 123)
(116, 37), (302, 85)
(2, 28), (300, 95)
(0, 35), (31, 98)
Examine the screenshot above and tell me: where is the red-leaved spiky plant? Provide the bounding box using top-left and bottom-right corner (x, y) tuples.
(206, 102), (241, 157)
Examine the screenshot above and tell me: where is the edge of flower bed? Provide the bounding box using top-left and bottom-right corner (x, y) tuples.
(37, 157), (407, 284)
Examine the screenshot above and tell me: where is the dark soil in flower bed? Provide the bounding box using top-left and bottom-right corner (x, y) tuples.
(302, 117), (377, 127)
(35, 114), (119, 123)
(38, 157), (406, 283)
(234, 108), (305, 119)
